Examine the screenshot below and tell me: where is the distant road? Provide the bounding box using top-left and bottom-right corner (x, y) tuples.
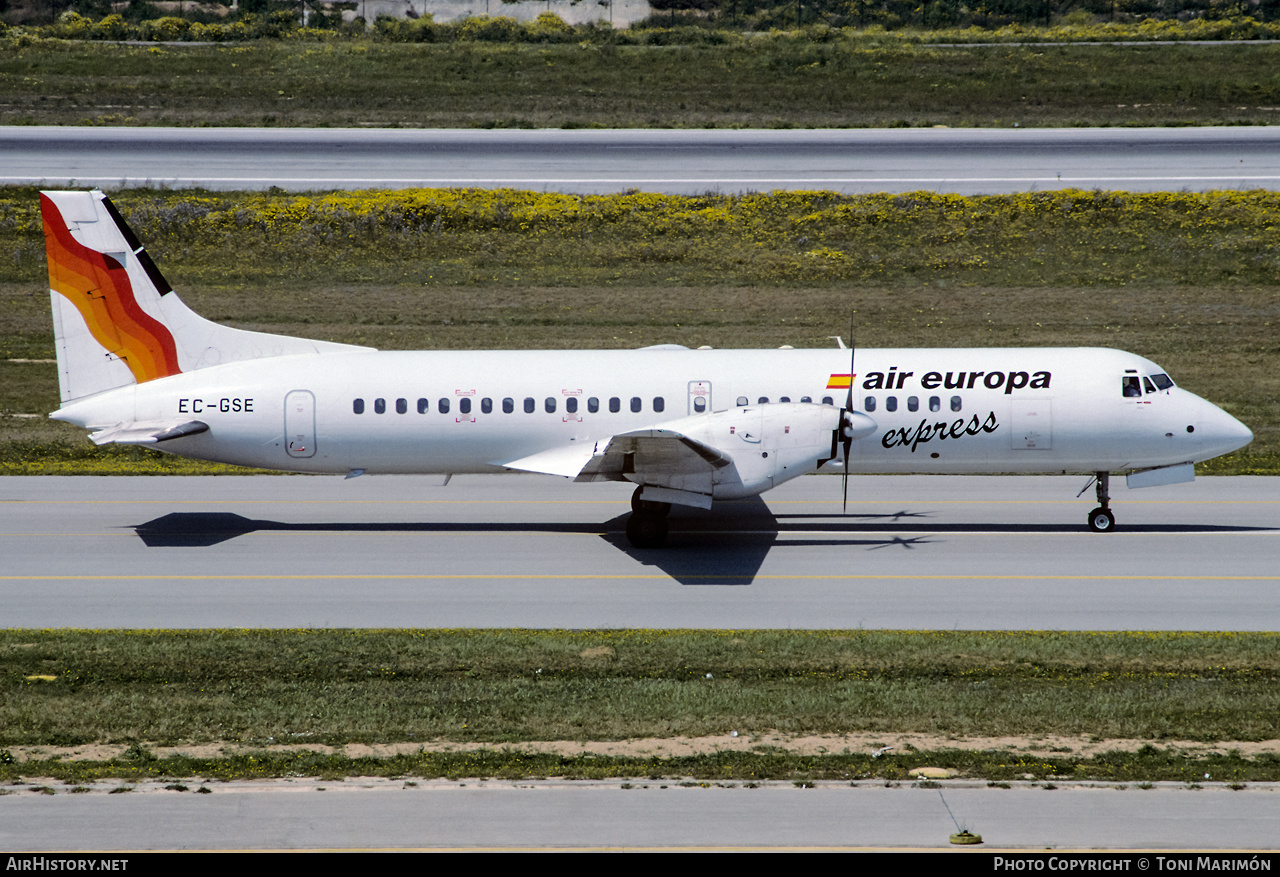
(3, 126), (1280, 194)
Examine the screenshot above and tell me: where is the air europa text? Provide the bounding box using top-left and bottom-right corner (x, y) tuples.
(862, 369), (1052, 394)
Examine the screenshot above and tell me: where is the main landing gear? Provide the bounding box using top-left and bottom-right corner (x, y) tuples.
(1085, 472), (1116, 533)
(626, 486), (672, 549)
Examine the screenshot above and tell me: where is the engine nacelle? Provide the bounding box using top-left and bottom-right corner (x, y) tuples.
(660, 403), (869, 502)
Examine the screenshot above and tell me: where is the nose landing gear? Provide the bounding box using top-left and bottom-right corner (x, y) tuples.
(1084, 472), (1115, 532)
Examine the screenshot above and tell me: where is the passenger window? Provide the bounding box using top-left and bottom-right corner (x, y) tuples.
(737, 396), (748, 406)
(864, 396), (876, 412)
(758, 397), (769, 404)
(438, 398), (450, 414)
(396, 398), (407, 415)
(481, 398), (493, 414)
(609, 397), (621, 413)
(800, 396), (812, 404)
(822, 396), (834, 406)
(907, 396), (919, 412)
(654, 397), (665, 413)
(929, 396), (940, 413)
(524, 397), (536, 414)
(503, 397), (514, 414)
(951, 396), (962, 412)
(693, 397), (707, 413)
(418, 398), (429, 414)
(779, 396), (790, 403)
(545, 397), (557, 414)
(630, 397), (642, 413)
(353, 398), (365, 415)
(374, 398), (386, 415)
(588, 397), (599, 413)
(459, 398), (471, 415)
(886, 396), (898, 412)
(566, 397), (578, 414)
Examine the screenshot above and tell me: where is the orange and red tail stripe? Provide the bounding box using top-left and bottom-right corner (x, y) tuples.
(42, 194), (181, 384)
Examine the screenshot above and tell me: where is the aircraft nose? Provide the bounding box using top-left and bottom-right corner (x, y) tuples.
(1202, 403), (1253, 456)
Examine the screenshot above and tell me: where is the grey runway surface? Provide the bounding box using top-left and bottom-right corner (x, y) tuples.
(3, 778), (1279, 852)
(3, 126), (1280, 194)
(2, 473), (1277, 630)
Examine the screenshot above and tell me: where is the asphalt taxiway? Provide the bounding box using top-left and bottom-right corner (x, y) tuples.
(4, 126), (1280, 194)
(3, 777), (1278, 852)
(2, 473), (1276, 630)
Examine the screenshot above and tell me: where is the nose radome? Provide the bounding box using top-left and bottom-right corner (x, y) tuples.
(1203, 404), (1253, 456)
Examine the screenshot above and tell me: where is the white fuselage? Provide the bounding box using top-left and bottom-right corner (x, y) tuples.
(54, 346), (1253, 484)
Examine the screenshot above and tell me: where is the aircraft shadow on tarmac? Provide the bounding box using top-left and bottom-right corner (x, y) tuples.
(131, 500), (935, 586)
(131, 505), (1273, 588)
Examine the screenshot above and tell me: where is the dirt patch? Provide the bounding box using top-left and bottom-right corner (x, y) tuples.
(8, 733), (1280, 764)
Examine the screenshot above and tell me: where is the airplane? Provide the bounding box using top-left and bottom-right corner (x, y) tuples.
(40, 189), (1254, 547)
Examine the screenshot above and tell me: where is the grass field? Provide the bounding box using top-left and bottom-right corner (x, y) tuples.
(3, 630), (1278, 783)
(3, 37), (1280, 129)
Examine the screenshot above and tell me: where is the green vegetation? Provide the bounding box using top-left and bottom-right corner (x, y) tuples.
(6, 745), (1279, 785)
(3, 630), (1278, 782)
(12, 6), (1280, 42)
(2, 186), (1276, 473)
(3, 27), (1280, 128)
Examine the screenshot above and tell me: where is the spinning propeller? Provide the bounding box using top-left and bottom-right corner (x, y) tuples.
(834, 323), (877, 512)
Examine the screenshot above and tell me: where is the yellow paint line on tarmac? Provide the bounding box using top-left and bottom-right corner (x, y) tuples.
(0, 499), (624, 506)
(3, 498), (1277, 506)
(4, 574), (1280, 582)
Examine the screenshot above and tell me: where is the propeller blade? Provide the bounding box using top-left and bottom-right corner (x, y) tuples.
(842, 322), (855, 513)
(842, 428), (850, 513)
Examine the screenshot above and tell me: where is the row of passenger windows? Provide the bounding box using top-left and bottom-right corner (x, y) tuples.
(864, 395), (964, 414)
(735, 396), (836, 407)
(352, 394), (963, 415)
(353, 396), (667, 416)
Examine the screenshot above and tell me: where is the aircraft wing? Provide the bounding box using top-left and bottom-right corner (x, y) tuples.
(502, 427), (733, 508)
(88, 419), (209, 446)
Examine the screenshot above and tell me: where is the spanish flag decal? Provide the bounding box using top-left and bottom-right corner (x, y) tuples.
(826, 373), (854, 389)
(42, 194), (181, 384)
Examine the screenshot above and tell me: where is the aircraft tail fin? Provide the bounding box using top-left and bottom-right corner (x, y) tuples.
(42, 190), (371, 405)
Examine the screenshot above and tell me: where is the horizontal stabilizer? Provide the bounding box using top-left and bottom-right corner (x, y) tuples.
(89, 419), (209, 446)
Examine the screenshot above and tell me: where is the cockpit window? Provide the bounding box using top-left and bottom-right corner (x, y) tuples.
(1143, 376), (1156, 394)
(1122, 377), (1142, 398)
(1150, 373), (1174, 391)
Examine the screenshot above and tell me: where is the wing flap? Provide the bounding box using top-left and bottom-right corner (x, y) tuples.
(502, 441), (600, 478)
(502, 427), (733, 509)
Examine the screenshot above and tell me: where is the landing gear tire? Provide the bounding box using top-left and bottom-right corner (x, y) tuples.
(1087, 507), (1115, 533)
(631, 486), (671, 516)
(626, 512), (668, 549)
